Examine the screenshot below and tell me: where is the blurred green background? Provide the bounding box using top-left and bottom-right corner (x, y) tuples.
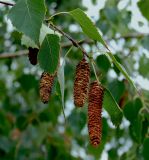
(0, 0), (149, 159)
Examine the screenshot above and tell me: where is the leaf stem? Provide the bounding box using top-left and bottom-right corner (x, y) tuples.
(46, 12), (68, 21)
(91, 60), (100, 84)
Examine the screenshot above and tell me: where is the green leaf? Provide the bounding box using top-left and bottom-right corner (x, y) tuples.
(139, 54), (149, 78)
(96, 54), (111, 73)
(123, 98), (144, 143)
(8, 0), (46, 43)
(21, 24), (61, 48)
(0, 111), (11, 135)
(141, 36), (149, 51)
(107, 52), (137, 91)
(103, 88), (123, 126)
(123, 98), (143, 123)
(21, 34), (38, 49)
(69, 8), (106, 46)
(143, 138), (149, 160)
(39, 24), (61, 45)
(38, 34), (60, 74)
(138, 0), (149, 21)
(108, 80), (125, 103)
(17, 74), (38, 92)
(0, 136), (13, 153)
(68, 109), (86, 134)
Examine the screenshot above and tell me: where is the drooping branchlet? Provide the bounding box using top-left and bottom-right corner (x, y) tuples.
(73, 58), (90, 107)
(39, 72), (55, 104)
(88, 81), (104, 147)
(28, 47), (39, 65)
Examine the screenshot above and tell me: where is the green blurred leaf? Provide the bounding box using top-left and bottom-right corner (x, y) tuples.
(138, 0), (149, 21)
(0, 111), (11, 135)
(0, 136), (13, 154)
(68, 109), (86, 134)
(124, 98), (145, 143)
(69, 8), (106, 46)
(0, 80), (7, 100)
(123, 98), (143, 123)
(139, 54), (149, 78)
(96, 54), (111, 73)
(141, 36), (149, 51)
(38, 34), (60, 74)
(143, 138), (149, 160)
(108, 80), (125, 103)
(104, 7), (119, 24)
(17, 74), (38, 92)
(8, 0), (46, 43)
(103, 88), (123, 126)
(129, 116), (142, 143)
(16, 115), (28, 131)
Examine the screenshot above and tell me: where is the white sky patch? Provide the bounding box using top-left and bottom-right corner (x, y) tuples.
(82, 0), (106, 21)
(128, 0), (149, 33)
(134, 75), (149, 90)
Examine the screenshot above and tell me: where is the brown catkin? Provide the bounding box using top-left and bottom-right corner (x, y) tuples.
(88, 81), (104, 147)
(39, 72), (55, 103)
(28, 47), (39, 65)
(73, 58), (90, 107)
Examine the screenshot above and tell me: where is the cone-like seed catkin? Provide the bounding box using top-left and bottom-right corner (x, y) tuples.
(28, 47), (39, 65)
(74, 58), (90, 107)
(88, 81), (104, 147)
(40, 72), (55, 103)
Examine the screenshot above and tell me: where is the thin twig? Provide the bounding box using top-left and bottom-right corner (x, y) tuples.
(0, 1), (14, 6)
(45, 12), (68, 21)
(0, 50), (28, 59)
(0, 40), (90, 59)
(49, 23), (89, 58)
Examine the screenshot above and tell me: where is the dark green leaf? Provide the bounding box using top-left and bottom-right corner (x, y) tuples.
(38, 34), (60, 74)
(17, 74), (38, 92)
(138, 0), (149, 21)
(103, 88), (123, 126)
(108, 80), (125, 103)
(143, 138), (149, 160)
(0, 111), (11, 135)
(8, 0), (46, 43)
(68, 109), (86, 134)
(123, 98), (143, 123)
(139, 54), (149, 78)
(96, 54), (111, 73)
(69, 8), (106, 46)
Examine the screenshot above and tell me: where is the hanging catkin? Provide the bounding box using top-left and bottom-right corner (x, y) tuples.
(88, 81), (104, 147)
(39, 72), (55, 103)
(28, 47), (39, 65)
(73, 58), (90, 107)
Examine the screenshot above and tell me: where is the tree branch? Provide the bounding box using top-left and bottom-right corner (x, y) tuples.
(0, 1), (14, 6)
(0, 33), (148, 59)
(0, 40), (92, 59)
(0, 50), (28, 59)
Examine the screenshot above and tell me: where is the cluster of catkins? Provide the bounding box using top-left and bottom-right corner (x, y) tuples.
(74, 58), (104, 147)
(28, 48), (104, 147)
